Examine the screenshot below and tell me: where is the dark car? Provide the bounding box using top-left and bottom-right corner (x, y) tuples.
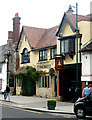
(74, 92), (92, 119)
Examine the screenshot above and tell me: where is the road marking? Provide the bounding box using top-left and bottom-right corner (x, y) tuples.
(1, 104), (42, 114)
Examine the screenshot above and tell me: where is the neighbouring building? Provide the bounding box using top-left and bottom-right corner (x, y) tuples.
(7, 13), (21, 94)
(56, 6), (92, 101)
(80, 40), (92, 90)
(16, 25), (58, 97)
(0, 44), (7, 93)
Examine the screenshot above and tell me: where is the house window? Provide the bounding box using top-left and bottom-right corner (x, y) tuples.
(39, 50), (47, 61)
(60, 38), (75, 55)
(21, 48), (30, 63)
(50, 47), (57, 59)
(38, 76), (50, 88)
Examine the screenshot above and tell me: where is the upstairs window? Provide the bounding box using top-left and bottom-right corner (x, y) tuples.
(50, 47), (57, 59)
(21, 48), (30, 63)
(39, 50), (47, 61)
(60, 38), (75, 55)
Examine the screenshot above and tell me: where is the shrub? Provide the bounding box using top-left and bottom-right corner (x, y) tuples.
(15, 66), (43, 96)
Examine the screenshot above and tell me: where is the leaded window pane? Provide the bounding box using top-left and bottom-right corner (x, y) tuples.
(42, 76), (44, 87)
(69, 39), (74, 53)
(40, 51), (43, 60)
(51, 48), (57, 59)
(45, 76), (47, 87)
(47, 76), (50, 88)
(61, 41), (64, 53)
(39, 77), (41, 88)
(39, 50), (47, 60)
(44, 50), (47, 59)
(65, 39), (69, 53)
(21, 48), (30, 63)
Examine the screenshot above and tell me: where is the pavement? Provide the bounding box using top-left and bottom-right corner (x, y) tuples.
(0, 94), (74, 115)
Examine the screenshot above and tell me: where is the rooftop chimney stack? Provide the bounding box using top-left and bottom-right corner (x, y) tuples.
(13, 13), (21, 43)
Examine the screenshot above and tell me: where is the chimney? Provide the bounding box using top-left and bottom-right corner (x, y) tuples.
(13, 13), (21, 43)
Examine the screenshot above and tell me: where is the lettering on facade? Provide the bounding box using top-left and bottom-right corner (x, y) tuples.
(37, 65), (51, 70)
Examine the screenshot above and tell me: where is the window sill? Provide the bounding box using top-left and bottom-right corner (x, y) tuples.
(37, 60), (49, 64)
(21, 62), (30, 64)
(49, 58), (55, 60)
(39, 59), (48, 61)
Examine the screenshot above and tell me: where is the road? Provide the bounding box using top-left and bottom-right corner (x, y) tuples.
(0, 104), (92, 120)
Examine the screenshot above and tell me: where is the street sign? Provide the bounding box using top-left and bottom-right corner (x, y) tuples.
(55, 57), (63, 70)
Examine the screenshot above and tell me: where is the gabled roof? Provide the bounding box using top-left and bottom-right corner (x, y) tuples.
(80, 40), (92, 52)
(17, 25), (58, 51)
(56, 13), (92, 37)
(35, 26), (58, 50)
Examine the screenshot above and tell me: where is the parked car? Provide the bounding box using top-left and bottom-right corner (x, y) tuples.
(74, 92), (92, 119)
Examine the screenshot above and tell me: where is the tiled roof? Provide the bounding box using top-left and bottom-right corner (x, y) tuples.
(35, 26), (58, 49)
(80, 40), (92, 52)
(15, 67), (27, 74)
(56, 13), (92, 36)
(66, 13), (92, 30)
(23, 25), (58, 50)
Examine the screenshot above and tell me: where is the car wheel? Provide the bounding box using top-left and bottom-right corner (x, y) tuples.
(75, 107), (86, 119)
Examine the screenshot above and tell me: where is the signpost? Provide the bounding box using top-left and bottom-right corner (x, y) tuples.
(55, 57), (63, 70)
(55, 57), (63, 97)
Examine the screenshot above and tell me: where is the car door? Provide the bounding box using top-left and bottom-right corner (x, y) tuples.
(85, 92), (92, 115)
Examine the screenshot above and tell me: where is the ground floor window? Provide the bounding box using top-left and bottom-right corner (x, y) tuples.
(38, 75), (50, 88)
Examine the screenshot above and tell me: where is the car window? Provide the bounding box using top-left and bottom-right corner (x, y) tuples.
(89, 92), (92, 101)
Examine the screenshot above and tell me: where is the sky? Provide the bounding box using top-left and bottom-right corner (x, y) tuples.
(0, 0), (92, 46)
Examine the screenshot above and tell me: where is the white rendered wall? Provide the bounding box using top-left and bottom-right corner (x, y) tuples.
(81, 52), (92, 81)
(0, 63), (7, 92)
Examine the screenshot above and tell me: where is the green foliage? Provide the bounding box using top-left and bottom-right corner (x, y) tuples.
(15, 66), (44, 96)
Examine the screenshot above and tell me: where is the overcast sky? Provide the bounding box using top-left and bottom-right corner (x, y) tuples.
(0, 0), (92, 46)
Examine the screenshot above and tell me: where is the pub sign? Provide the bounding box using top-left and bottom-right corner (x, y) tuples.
(55, 57), (63, 70)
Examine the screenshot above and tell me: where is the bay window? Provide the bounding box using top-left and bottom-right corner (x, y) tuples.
(60, 38), (75, 55)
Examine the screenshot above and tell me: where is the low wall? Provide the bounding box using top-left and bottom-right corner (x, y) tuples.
(16, 87), (21, 95)
(36, 87), (52, 98)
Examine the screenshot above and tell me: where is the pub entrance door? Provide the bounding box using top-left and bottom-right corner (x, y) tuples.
(59, 63), (81, 101)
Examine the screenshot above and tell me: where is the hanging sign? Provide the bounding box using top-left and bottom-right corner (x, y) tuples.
(55, 57), (63, 70)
